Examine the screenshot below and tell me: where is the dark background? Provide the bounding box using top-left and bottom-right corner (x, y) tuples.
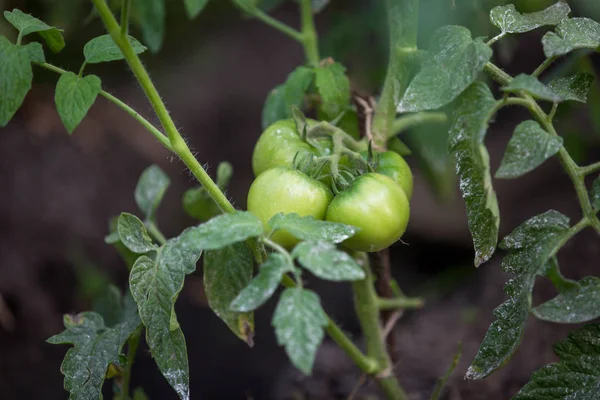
(1, 0), (599, 399)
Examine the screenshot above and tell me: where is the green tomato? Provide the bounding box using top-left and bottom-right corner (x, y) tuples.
(376, 151), (413, 200)
(252, 119), (331, 177)
(326, 173), (410, 252)
(247, 167), (333, 248)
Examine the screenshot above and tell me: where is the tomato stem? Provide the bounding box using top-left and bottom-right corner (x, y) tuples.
(120, 325), (142, 400)
(120, 0), (131, 37)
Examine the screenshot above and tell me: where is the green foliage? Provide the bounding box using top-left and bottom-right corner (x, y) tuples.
(489, 1), (570, 35)
(230, 253), (293, 312)
(272, 288), (328, 374)
(268, 213), (359, 243)
(314, 61), (351, 120)
(184, 0), (210, 19)
(4, 9), (65, 52)
(183, 161), (232, 221)
(496, 120), (563, 179)
(533, 275), (600, 323)
(133, 0), (165, 53)
(0, 36), (34, 127)
(117, 213), (158, 254)
(292, 241), (365, 281)
(23, 42), (45, 63)
(448, 83), (499, 267)
(262, 84), (288, 130)
(502, 74), (562, 102)
(47, 296), (140, 400)
(83, 34), (147, 64)
(514, 323), (600, 399)
(135, 165), (171, 221)
(54, 72), (102, 134)
(312, 0), (330, 13)
(184, 212), (264, 250)
(398, 26), (492, 113)
(542, 17), (600, 58)
(203, 243), (255, 344)
(548, 73), (595, 103)
(466, 210), (571, 379)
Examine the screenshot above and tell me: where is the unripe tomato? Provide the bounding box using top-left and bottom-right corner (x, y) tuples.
(375, 151), (413, 200)
(252, 119), (330, 177)
(247, 167), (333, 248)
(326, 173), (410, 252)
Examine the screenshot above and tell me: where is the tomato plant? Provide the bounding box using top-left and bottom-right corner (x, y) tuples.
(1, 0), (600, 400)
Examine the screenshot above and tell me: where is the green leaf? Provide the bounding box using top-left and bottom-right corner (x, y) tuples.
(203, 243), (254, 344)
(4, 9), (65, 53)
(448, 82), (499, 266)
(542, 17), (600, 58)
(184, 0), (209, 19)
(548, 73), (595, 103)
(135, 164), (171, 221)
(117, 212), (157, 254)
(268, 213), (359, 244)
(398, 26), (492, 113)
(133, 0), (165, 53)
(314, 61), (351, 119)
(185, 212), (263, 250)
(262, 84), (287, 130)
(106, 216), (141, 269)
(496, 120), (563, 179)
(47, 308), (140, 400)
(230, 253), (293, 312)
(284, 66), (314, 113)
(182, 187), (220, 222)
(292, 241), (365, 281)
(54, 72), (102, 134)
(489, 2), (571, 34)
(92, 284), (133, 328)
(258, 0), (288, 12)
(466, 210), (571, 380)
(533, 277), (600, 323)
(502, 74), (562, 102)
(83, 34), (147, 64)
(514, 323), (600, 400)
(272, 288), (328, 374)
(23, 42), (45, 63)
(312, 0), (330, 13)
(0, 36), (33, 127)
(129, 225), (206, 400)
(591, 176), (600, 211)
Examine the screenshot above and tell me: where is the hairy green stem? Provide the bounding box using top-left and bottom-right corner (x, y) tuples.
(252, 9), (303, 42)
(579, 161), (600, 177)
(391, 111), (447, 137)
(146, 221), (167, 245)
(532, 56), (557, 77)
(121, 326), (142, 400)
(372, 0), (420, 148)
(486, 32), (506, 47)
(300, 0), (320, 66)
(36, 62), (172, 150)
(120, 0), (131, 36)
(377, 296), (424, 310)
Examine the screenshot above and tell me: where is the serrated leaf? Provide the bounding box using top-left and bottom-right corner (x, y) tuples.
(0, 36), (33, 127)
(514, 323), (600, 400)
(184, 0), (209, 19)
(117, 213), (157, 254)
(284, 66), (314, 113)
(135, 164), (170, 221)
(490, 2), (570, 34)
(47, 308), (140, 400)
(268, 213), (358, 243)
(592, 176), (600, 212)
(133, 0), (165, 53)
(185, 212), (263, 250)
(466, 210), (571, 380)
(54, 72), (102, 134)
(548, 73), (595, 103)
(230, 253), (293, 312)
(398, 26), (492, 113)
(542, 17), (600, 58)
(83, 34), (147, 64)
(533, 277), (600, 323)
(23, 42), (45, 63)
(272, 288), (328, 374)
(292, 241), (365, 281)
(204, 243), (254, 344)
(502, 74), (562, 102)
(448, 82), (499, 266)
(496, 120), (563, 179)
(262, 84), (287, 130)
(315, 61), (351, 119)
(129, 225), (206, 400)
(4, 9), (65, 53)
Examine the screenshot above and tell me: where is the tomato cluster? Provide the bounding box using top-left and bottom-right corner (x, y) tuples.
(248, 120), (412, 252)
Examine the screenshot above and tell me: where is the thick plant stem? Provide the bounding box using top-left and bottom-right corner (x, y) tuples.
(372, 0), (420, 148)
(91, 0), (235, 214)
(352, 254), (408, 400)
(121, 326), (142, 400)
(300, 0), (320, 66)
